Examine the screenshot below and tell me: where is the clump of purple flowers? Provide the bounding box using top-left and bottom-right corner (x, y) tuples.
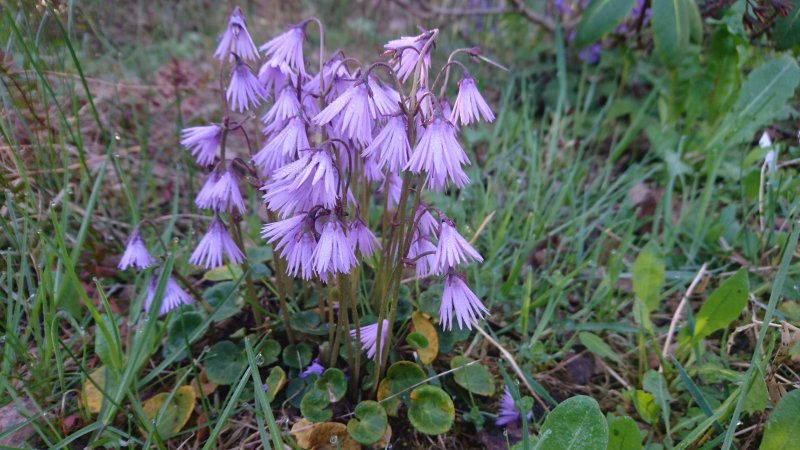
(117, 7), (501, 392)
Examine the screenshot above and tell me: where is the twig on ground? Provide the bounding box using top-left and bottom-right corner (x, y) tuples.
(661, 263), (708, 370)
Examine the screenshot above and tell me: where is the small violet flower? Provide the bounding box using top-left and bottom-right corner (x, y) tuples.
(434, 220), (483, 273)
(349, 217), (381, 258)
(300, 358), (325, 379)
(362, 115), (411, 172)
(312, 217), (357, 276)
(214, 7), (259, 62)
(252, 117), (309, 175)
(118, 227), (155, 270)
(496, 387), (521, 427)
(451, 76), (495, 126)
(195, 170), (246, 214)
(406, 115), (470, 191)
(351, 320), (390, 360)
(313, 82), (374, 145)
(384, 31), (434, 83)
(262, 87), (301, 126)
(260, 25), (306, 74)
(262, 150), (338, 217)
(189, 218), (245, 269)
(180, 124), (222, 167)
(440, 272), (489, 331)
(227, 60), (267, 113)
(145, 276), (194, 316)
(261, 214), (316, 280)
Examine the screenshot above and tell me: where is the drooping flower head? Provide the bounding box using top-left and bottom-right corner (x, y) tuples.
(349, 217), (381, 258)
(451, 75), (495, 126)
(384, 30), (435, 83)
(262, 86), (301, 126)
(362, 115), (411, 172)
(351, 320), (390, 360)
(262, 149), (339, 217)
(260, 25), (306, 75)
(496, 387), (521, 427)
(145, 276), (194, 316)
(258, 58), (297, 98)
(415, 204), (438, 237)
(227, 59), (267, 113)
(180, 124), (222, 167)
(440, 272), (489, 331)
(368, 76), (401, 117)
(299, 358), (325, 379)
(118, 227), (155, 270)
(408, 234), (437, 277)
(434, 219), (483, 273)
(406, 114), (471, 191)
(313, 81), (374, 145)
(261, 214), (317, 279)
(252, 117), (309, 175)
(214, 7), (259, 62)
(189, 218), (245, 269)
(195, 170), (246, 214)
(312, 216), (357, 276)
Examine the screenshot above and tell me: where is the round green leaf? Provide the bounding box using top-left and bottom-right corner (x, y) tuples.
(203, 282), (242, 322)
(451, 356), (495, 396)
(315, 368), (347, 402)
(386, 361), (426, 405)
(574, 0), (636, 48)
(300, 388), (332, 423)
(290, 310), (327, 336)
(607, 415), (642, 450)
(140, 385), (196, 438)
(256, 339), (281, 367)
(282, 343), (312, 369)
(204, 340), (246, 385)
(163, 311), (205, 360)
(347, 400), (388, 445)
(408, 385), (455, 435)
(406, 332), (429, 350)
(760, 389), (800, 450)
(539, 395), (609, 450)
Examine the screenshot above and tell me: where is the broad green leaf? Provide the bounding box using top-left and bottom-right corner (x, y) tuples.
(692, 269), (749, 343)
(724, 56), (800, 147)
(386, 361), (426, 405)
(256, 339), (281, 367)
(204, 281), (242, 322)
(408, 385), (455, 435)
(347, 400), (388, 445)
(140, 385), (196, 438)
(406, 332), (429, 350)
(632, 390), (660, 425)
(264, 366), (286, 402)
(162, 311), (205, 360)
(82, 366), (117, 415)
(651, 0), (691, 65)
(608, 415), (643, 450)
(632, 242), (664, 311)
(759, 389), (800, 450)
(315, 368), (347, 402)
(579, 332), (622, 364)
(282, 343), (313, 369)
(684, 0), (703, 44)
(539, 395), (609, 450)
(574, 0), (636, 48)
(300, 388), (332, 423)
(743, 369), (768, 415)
(204, 340), (246, 385)
(376, 379), (401, 416)
(642, 371), (672, 430)
(451, 356), (495, 396)
(772, 2), (800, 50)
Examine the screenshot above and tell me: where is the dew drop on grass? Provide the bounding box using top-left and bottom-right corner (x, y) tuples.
(329, 435), (338, 444)
(172, 237), (179, 244)
(255, 353), (264, 365)
(114, 134), (121, 141)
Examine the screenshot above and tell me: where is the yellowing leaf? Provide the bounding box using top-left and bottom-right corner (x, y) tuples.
(140, 385), (196, 438)
(411, 312), (438, 364)
(82, 366), (116, 415)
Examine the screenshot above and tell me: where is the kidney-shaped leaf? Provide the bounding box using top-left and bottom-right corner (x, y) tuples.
(347, 400), (388, 445)
(539, 395), (609, 450)
(141, 385), (196, 438)
(315, 368), (347, 402)
(451, 356), (495, 396)
(204, 340), (246, 385)
(408, 385), (455, 436)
